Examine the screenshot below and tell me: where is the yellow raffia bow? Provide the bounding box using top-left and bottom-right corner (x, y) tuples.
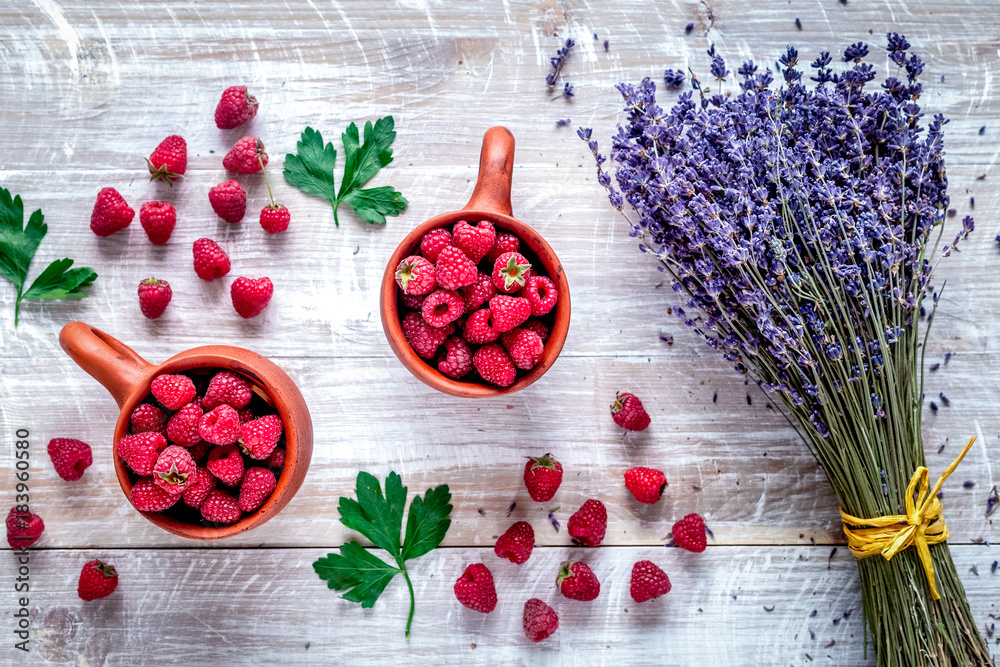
(839, 436), (976, 601)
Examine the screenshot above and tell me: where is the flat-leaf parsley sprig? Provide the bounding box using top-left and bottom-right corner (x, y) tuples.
(0, 187), (98, 326)
(283, 116), (408, 226)
(313, 471), (451, 639)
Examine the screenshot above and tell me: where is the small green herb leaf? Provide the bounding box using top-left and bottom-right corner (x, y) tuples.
(338, 471), (406, 556)
(313, 541), (401, 608)
(402, 484), (452, 561)
(22, 258), (97, 301)
(342, 187), (408, 225)
(283, 128), (338, 204)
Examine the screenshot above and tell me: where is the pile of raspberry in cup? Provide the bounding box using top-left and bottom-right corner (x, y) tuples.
(394, 219), (559, 387)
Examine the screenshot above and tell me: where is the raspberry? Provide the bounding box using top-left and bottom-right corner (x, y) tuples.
(671, 513), (707, 553)
(486, 232), (520, 266)
(231, 276), (274, 318)
(567, 499), (607, 547)
(488, 295), (531, 332)
(463, 308), (500, 344)
(187, 440), (211, 464)
(521, 319), (550, 342)
(453, 563), (497, 613)
(451, 219), (496, 263)
(494, 521), (534, 564)
(472, 344), (517, 387)
(192, 238), (231, 281)
(557, 561), (601, 601)
(395, 255), (437, 296)
(130, 404), (167, 434)
(166, 402), (204, 447)
(203, 371), (253, 410)
(437, 337), (473, 379)
(630, 560), (671, 602)
(138, 277), (172, 319)
(435, 246), (478, 290)
(223, 135), (268, 174)
(47, 438), (93, 481)
(419, 227), (452, 263)
(611, 392), (651, 431)
(238, 467), (277, 512)
(239, 414), (283, 460)
(492, 252), (532, 293)
(260, 204), (290, 233)
(139, 201), (176, 244)
(524, 275), (558, 316)
(116, 432), (168, 476)
(401, 311), (453, 359)
(146, 135), (187, 184)
(522, 598), (558, 642)
(77, 560), (118, 601)
(200, 405), (241, 446)
(523, 453), (562, 502)
(182, 467), (216, 509)
(421, 289), (464, 328)
(150, 374), (196, 410)
(200, 490), (242, 524)
(90, 187), (134, 237)
(400, 293), (426, 311)
(153, 445), (196, 495)
(209, 179), (247, 223)
(501, 328), (544, 370)
(130, 477), (180, 512)
(265, 447), (285, 469)
(624, 466), (667, 504)
(215, 85), (258, 129)
(459, 273), (497, 314)
(207, 445), (244, 486)
(6, 507), (44, 549)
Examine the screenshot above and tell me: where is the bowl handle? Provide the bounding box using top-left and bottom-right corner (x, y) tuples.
(59, 322), (154, 409)
(463, 126), (514, 216)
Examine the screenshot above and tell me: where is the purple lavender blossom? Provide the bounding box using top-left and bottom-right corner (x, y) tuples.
(546, 39), (574, 88)
(663, 69), (685, 88)
(556, 118), (572, 126)
(563, 82), (574, 98)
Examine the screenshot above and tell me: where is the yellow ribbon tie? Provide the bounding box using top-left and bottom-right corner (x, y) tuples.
(839, 436), (976, 601)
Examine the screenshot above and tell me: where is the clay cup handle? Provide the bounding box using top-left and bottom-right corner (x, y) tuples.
(59, 322), (153, 409)
(463, 126), (515, 216)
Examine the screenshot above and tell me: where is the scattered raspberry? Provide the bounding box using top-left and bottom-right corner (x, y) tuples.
(501, 328), (544, 370)
(139, 201), (176, 244)
(138, 277), (172, 319)
(130, 477), (180, 512)
(630, 560), (671, 602)
(166, 402), (204, 447)
(203, 371), (253, 410)
(239, 414), (283, 460)
(437, 336), (473, 379)
(238, 467), (277, 512)
(521, 319), (550, 342)
(419, 227), (452, 263)
(223, 135), (268, 174)
(265, 447), (285, 469)
(182, 467), (216, 509)
(400, 292), (426, 311)
(523, 453), (562, 502)
(199, 405), (241, 446)
(494, 521), (534, 564)
(401, 311), (452, 359)
(567, 499), (607, 547)
(671, 513), (707, 553)
(463, 308), (500, 344)
(624, 467), (667, 504)
(435, 246), (478, 290)
(116, 432), (168, 476)
(486, 232), (520, 266)
(472, 344), (516, 387)
(209, 179), (247, 223)
(77, 560), (118, 601)
(522, 598), (558, 642)
(47, 438), (93, 481)
(259, 204), (290, 233)
(557, 561), (600, 601)
(524, 275), (558, 316)
(146, 135), (187, 184)
(130, 403), (167, 434)
(6, 507), (43, 550)
(488, 295), (531, 332)
(453, 563), (497, 613)
(492, 252), (532, 293)
(192, 238), (231, 281)
(231, 276), (273, 318)
(459, 273), (497, 314)
(153, 445), (196, 495)
(451, 219), (496, 263)
(151, 374), (196, 410)
(215, 85), (259, 129)
(421, 289), (464, 328)
(90, 187), (134, 237)
(206, 445), (244, 486)
(395, 255), (437, 296)
(200, 490), (242, 524)
(611, 392), (651, 431)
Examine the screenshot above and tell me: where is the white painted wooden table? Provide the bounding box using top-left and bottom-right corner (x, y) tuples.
(1, 1), (998, 664)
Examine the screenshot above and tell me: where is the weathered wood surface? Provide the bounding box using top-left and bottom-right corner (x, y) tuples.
(0, 0), (998, 664)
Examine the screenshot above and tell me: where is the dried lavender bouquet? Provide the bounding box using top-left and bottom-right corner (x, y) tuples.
(583, 35), (990, 666)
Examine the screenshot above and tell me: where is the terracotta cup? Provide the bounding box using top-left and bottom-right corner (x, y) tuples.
(380, 126), (571, 397)
(59, 322), (313, 539)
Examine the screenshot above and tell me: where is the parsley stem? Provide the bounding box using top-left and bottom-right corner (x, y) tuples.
(333, 202), (341, 227)
(400, 563), (415, 640)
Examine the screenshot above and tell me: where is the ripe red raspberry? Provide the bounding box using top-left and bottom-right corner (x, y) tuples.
(223, 135), (268, 174)
(209, 179), (247, 223)
(200, 490), (242, 524)
(138, 277), (172, 319)
(238, 467), (277, 512)
(453, 563), (497, 613)
(130, 477), (180, 512)
(77, 560), (118, 601)
(401, 311), (453, 359)
(435, 246), (478, 290)
(116, 432), (168, 476)
(501, 328), (544, 370)
(472, 344), (516, 387)
(419, 227), (452, 263)
(421, 289), (464, 328)
(187, 439), (211, 464)
(6, 507), (44, 550)
(90, 187), (134, 237)
(492, 252), (532, 294)
(459, 273), (497, 314)
(671, 513), (707, 553)
(494, 521), (534, 564)
(567, 499), (607, 547)
(182, 467), (216, 509)
(260, 204), (290, 233)
(192, 238), (231, 281)
(624, 466), (668, 504)
(139, 201), (176, 244)
(166, 402), (204, 447)
(200, 405), (241, 446)
(524, 275), (558, 316)
(463, 308), (499, 344)
(265, 447), (285, 469)
(630, 560), (671, 602)
(146, 135), (187, 184)
(488, 295), (531, 332)
(238, 407), (255, 422)
(611, 392), (651, 431)
(151, 374), (196, 410)
(239, 414), (283, 460)
(486, 232), (520, 265)
(215, 85), (258, 129)
(395, 255), (437, 296)
(523, 453), (562, 502)
(522, 598), (558, 642)
(400, 292), (426, 310)
(130, 403), (167, 434)
(521, 319), (550, 342)
(437, 336), (473, 379)
(451, 219), (496, 263)
(47, 438), (93, 481)
(231, 276), (273, 318)
(557, 561), (601, 601)
(153, 445), (196, 495)
(203, 371), (253, 410)
(207, 444), (244, 486)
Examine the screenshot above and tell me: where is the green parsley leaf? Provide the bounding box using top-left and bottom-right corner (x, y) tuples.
(0, 187), (97, 326)
(313, 471), (452, 639)
(283, 117), (407, 227)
